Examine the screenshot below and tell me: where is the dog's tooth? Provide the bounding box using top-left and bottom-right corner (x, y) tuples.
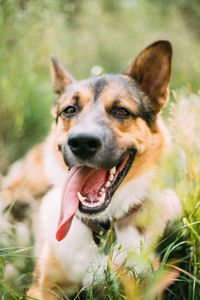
(109, 174), (114, 181)
(101, 188), (105, 193)
(77, 192), (87, 203)
(82, 200), (88, 206)
(105, 181), (111, 188)
(99, 193), (106, 203)
(110, 166), (116, 175)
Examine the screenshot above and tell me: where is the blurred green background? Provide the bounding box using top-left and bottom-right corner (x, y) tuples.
(1, 0), (200, 171)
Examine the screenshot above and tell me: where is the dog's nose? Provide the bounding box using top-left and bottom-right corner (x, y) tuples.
(68, 132), (102, 159)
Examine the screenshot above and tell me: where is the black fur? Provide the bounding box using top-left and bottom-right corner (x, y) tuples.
(92, 77), (108, 103)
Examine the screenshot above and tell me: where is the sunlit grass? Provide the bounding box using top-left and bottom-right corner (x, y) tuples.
(0, 244), (34, 299)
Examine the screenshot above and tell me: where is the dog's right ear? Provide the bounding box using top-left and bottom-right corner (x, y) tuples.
(126, 41), (172, 114)
(50, 54), (75, 96)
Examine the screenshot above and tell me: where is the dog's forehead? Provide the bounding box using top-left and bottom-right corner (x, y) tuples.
(62, 75), (141, 105)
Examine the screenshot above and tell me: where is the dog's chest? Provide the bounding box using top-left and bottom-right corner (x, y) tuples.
(53, 220), (143, 284)
(40, 189), (147, 285)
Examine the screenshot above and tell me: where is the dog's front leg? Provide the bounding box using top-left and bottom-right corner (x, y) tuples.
(27, 240), (76, 300)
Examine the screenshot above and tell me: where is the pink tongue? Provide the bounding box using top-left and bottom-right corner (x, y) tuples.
(56, 166), (106, 241)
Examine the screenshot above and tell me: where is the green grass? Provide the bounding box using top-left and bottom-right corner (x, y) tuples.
(0, 0), (200, 299)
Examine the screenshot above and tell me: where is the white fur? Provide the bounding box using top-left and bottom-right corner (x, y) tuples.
(100, 170), (154, 220)
(40, 188), (105, 283)
(39, 187), (143, 285)
(1, 160), (23, 190)
(158, 188), (182, 221)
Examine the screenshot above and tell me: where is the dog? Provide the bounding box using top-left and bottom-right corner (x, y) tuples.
(25, 40), (181, 299)
(0, 143), (50, 225)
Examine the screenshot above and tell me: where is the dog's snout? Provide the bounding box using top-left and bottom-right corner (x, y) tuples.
(68, 132), (102, 159)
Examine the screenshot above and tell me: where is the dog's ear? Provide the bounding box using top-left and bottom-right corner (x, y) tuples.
(50, 54), (75, 96)
(126, 40), (172, 113)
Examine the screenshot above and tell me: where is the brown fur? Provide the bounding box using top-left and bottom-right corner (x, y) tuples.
(0, 144), (50, 224)
(1, 144), (49, 201)
(27, 241), (76, 299)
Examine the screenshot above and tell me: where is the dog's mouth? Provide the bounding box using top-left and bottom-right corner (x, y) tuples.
(78, 153), (135, 214)
(56, 150), (136, 241)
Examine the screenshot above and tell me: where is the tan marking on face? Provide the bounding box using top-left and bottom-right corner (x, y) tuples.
(55, 83), (95, 134)
(115, 117), (165, 185)
(101, 81), (138, 114)
(58, 82), (93, 110)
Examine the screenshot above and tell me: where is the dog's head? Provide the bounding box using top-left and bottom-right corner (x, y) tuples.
(50, 41), (172, 241)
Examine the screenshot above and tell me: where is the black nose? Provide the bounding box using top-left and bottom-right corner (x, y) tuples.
(68, 132), (102, 159)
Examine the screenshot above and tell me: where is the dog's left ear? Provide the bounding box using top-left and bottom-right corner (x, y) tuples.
(50, 54), (75, 96)
(126, 40), (172, 113)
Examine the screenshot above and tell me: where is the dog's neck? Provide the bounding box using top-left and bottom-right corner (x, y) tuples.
(79, 201), (143, 249)
(83, 170), (154, 222)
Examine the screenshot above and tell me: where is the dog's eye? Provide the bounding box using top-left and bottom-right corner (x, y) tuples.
(62, 106), (76, 117)
(113, 107), (130, 119)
